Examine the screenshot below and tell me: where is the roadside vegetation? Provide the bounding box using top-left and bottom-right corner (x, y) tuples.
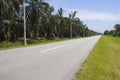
(0, 37), (78, 50)
(104, 24), (120, 37)
(74, 36), (120, 80)
(0, 0), (100, 49)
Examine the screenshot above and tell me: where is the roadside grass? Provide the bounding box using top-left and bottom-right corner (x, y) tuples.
(74, 36), (120, 80)
(0, 37), (81, 50)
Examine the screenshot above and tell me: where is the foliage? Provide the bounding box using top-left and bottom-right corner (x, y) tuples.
(0, 0), (99, 42)
(104, 24), (120, 37)
(0, 41), (23, 48)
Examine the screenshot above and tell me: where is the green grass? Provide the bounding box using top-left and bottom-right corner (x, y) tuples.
(74, 36), (120, 80)
(0, 37), (81, 50)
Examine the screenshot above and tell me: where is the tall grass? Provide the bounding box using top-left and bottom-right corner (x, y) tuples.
(0, 41), (23, 48)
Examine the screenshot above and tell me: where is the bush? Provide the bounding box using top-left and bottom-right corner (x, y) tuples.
(27, 40), (40, 44)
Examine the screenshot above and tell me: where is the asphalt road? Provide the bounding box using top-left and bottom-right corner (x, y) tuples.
(0, 36), (101, 80)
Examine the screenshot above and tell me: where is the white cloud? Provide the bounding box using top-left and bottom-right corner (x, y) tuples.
(77, 10), (120, 21)
(64, 9), (120, 21)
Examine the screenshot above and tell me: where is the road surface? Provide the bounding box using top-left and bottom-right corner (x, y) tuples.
(0, 36), (101, 80)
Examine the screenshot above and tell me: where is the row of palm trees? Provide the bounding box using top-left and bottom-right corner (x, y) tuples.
(0, 0), (98, 41)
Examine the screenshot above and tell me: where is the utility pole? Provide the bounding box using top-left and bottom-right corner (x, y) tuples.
(24, 0), (27, 46)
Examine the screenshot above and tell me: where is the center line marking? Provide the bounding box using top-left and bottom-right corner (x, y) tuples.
(40, 45), (63, 52)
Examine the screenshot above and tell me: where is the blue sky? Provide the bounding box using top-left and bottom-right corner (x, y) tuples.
(47, 0), (120, 33)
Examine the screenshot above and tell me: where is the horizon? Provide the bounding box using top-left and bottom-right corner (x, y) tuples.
(47, 0), (120, 33)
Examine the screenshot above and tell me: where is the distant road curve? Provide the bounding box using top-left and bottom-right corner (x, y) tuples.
(0, 35), (101, 80)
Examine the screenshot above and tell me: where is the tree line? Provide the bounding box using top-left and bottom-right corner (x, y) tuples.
(104, 24), (120, 37)
(0, 0), (99, 42)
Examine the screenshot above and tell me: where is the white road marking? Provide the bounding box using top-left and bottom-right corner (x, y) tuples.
(40, 45), (63, 52)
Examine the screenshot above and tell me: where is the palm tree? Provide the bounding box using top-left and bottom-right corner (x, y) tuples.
(0, 0), (23, 41)
(57, 8), (64, 37)
(69, 11), (77, 38)
(40, 6), (54, 39)
(26, 0), (50, 39)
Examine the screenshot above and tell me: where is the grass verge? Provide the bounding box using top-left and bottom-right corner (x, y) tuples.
(74, 36), (120, 80)
(0, 37), (80, 50)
